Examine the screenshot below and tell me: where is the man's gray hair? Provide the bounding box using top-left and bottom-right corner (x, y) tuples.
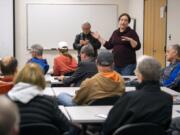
(82, 22), (91, 28)
(80, 44), (95, 58)
(31, 44), (44, 56)
(170, 44), (180, 58)
(0, 96), (20, 135)
(136, 55), (161, 81)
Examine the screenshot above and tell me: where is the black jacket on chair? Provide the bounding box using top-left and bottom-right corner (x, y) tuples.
(16, 95), (70, 134)
(63, 60), (98, 87)
(102, 81), (173, 135)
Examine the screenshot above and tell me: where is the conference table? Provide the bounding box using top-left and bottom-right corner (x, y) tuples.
(45, 74), (64, 87)
(44, 74), (180, 98)
(43, 86), (180, 123)
(59, 105), (180, 134)
(44, 75), (137, 88)
(43, 87), (180, 125)
(44, 86), (180, 97)
(59, 105), (180, 124)
(43, 87), (55, 96)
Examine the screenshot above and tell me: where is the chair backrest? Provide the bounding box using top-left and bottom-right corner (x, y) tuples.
(20, 123), (60, 135)
(89, 95), (120, 106)
(113, 123), (166, 135)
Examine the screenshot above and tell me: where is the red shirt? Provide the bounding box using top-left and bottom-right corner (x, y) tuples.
(53, 55), (77, 76)
(0, 76), (14, 94)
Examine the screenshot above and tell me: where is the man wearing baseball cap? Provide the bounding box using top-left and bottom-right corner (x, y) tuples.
(57, 50), (125, 106)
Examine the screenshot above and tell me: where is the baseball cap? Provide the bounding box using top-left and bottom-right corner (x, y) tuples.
(97, 50), (114, 66)
(58, 41), (68, 49)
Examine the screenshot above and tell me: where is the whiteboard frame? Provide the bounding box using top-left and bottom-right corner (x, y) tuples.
(26, 3), (119, 50)
(13, 0), (15, 56)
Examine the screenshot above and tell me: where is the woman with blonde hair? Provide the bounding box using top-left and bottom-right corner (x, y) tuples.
(8, 63), (70, 134)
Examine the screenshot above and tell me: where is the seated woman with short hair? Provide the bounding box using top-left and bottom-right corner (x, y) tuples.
(8, 63), (70, 134)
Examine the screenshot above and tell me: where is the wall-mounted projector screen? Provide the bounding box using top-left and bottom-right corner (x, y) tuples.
(26, 4), (118, 49)
(0, 0), (14, 57)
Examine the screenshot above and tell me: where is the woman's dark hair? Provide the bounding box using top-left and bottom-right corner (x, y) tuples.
(118, 13), (131, 24)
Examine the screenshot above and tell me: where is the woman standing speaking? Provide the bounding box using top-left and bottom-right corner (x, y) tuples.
(92, 13), (141, 75)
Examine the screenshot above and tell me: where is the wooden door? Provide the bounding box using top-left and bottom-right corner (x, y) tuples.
(144, 0), (167, 67)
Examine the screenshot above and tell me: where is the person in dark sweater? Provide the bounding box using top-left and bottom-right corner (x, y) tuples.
(8, 63), (70, 134)
(102, 55), (173, 135)
(73, 22), (101, 61)
(92, 13), (141, 75)
(58, 44), (98, 87)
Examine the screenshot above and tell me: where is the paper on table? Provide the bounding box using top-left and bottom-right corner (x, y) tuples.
(95, 114), (107, 119)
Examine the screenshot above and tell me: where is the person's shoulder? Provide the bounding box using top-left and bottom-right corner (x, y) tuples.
(175, 61), (180, 66)
(167, 61), (180, 73)
(34, 95), (57, 105)
(86, 61), (96, 66)
(161, 91), (173, 100)
(77, 62), (87, 70)
(80, 75), (96, 86)
(54, 55), (60, 60)
(42, 58), (48, 62)
(78, 61), (87, 66)
(123, 90), (141, 99)
(28, 57), (35, 62)
(30, 57), (43, 63)
(75, 33), (82, 37)
(127, 27), (138, 35)
(82, 60), (95, 64)
(38, 58), (49, 65)
(79, 61), (96, 68)
(160, 91), (173, 105)
(54, 55), (65, 61)
(113, 29), (120, 34)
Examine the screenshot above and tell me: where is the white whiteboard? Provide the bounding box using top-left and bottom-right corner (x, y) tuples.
(26, 4), (118, 49)
(0, 0), (14, 57)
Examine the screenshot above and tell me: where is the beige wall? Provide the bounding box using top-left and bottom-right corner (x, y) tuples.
(128, 0), (144, 59)
(15, 0), (145, 69)
(167, 0), (180, 46)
